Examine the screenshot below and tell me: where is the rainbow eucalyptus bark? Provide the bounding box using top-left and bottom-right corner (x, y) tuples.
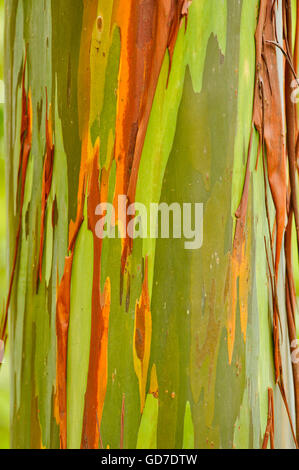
(4, 0), (299, 449)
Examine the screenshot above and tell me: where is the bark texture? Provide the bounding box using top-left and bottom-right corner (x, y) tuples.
(4, 0), (299, 449)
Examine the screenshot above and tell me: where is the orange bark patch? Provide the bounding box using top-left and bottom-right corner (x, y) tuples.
(55, 253), (74, 449)
(133, 257), (152, 413)
(81, 278), (111, 449)
(284, 0), (299, 254)
(285, 207), (299, 435)
(226, 130), (252, 364)
(227, 236), (250, 365)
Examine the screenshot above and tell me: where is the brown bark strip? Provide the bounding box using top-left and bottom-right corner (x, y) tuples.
(36, 91), (54, 288)
(285, 205), (297, 323)
(2, 54), (32, 344)
(294, 0), (299, 78)
(283, 0), (299, 442)
(235, 0), (299, 446)
(264, 239), (282, 381)
(262, 388), (275, 449)
(55, 253), (74, 449)
(228, 0), (286, 363)
(113, 0), (192, 277)
(285, 203), (299, 440)
(251, 2), (297, 444)
(81, 141), (111, 449)
(284, 0), (299, 252)
(80, 277), (110, 449)
(16, 51), (29, 200)
(278, 380), (298, 446)
(254, 0), (287, 281)
(265, 235), (298, 447)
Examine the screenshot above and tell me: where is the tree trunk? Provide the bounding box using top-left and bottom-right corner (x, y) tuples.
(4, 0), (299, 449)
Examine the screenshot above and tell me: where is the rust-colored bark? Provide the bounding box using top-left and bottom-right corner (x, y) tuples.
(55, 253), (74, 449)
(113, 0), (192, 276)
(37, 91), (54, 287)
(80, 141), (111, 449)
(254, 0), (286, 281)
(284, 0), (299, 252)
(2, 54), (32, 344)
(262, 388), (275, 449)
(283, 0), (299, 442)
(285, 205), (299, 440)
(228, 0), (287, 365)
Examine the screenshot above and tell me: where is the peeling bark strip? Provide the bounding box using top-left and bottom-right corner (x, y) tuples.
(285, 205), (299, 439)
(37, 91), (54, 287)
(3, 54), (32, 344)
(80, 278), (111, 449)
(81, 141), (111, 450)
(55, 253), (74, 450)
(285, 0), (299, 251)
(227, 0), (285, 367)
(262, 388), (275, 449)
(233, 0), (299, 444)
(114, 0), (192, 275)
(253, 0), (286, 281)
(133, 257), (152, 413)
(225, 0), (288, 362)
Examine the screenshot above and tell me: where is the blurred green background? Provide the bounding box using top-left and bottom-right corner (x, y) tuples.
(0, 0), (10, 449)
